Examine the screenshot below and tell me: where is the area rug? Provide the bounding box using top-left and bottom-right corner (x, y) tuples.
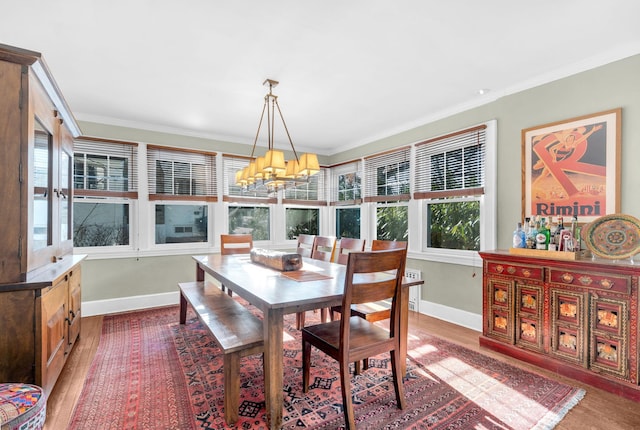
(68, 307), (196, 429)
(70, 304), (584, 429)
(174, 299), (585, 430)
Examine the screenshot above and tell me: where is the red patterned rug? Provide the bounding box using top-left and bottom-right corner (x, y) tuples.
(71, 304), (584, 429)
(68, 307), (196, 429)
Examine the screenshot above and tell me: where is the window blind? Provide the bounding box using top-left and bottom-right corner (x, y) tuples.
(147, 145), (217, 201)
(363, 146), (411, 203)
(73, 137), (139, 198)
(222, 154), (276, 203)
(282, 168), (328, 206)
(414, 124), (486, 199)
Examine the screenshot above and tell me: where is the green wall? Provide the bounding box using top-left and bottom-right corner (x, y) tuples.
(78, 54), (640, 319)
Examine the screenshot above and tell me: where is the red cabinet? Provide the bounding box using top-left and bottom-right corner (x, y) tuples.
(480, 250), (640, 401)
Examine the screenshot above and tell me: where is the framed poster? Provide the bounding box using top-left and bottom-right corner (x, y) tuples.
(522, 108), (621, 223)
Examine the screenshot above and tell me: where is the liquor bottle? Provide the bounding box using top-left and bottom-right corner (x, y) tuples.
(536, 218), (547, 250)
(527, 215), (538, 249)
(512, 222), (526, 248)
(555, 216), (565, 250)
(548, 216), (557, 246)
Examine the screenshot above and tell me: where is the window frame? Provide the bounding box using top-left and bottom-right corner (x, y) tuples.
(411, 120), (497, 265)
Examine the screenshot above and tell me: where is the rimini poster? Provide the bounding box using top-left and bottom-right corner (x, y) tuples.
(522, 108), (621, 223)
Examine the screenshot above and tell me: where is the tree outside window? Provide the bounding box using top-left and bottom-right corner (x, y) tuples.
(228, 206), (270, 240)
(286, 208), (319, 239)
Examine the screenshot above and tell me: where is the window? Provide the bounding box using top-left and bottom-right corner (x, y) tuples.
(155, 204), (207, 244)
(73, 138), (138, 248)
(364, 147), (410, 242)
(336, 207), (360, 239)
(228, 206), (270, 240)
(414, 123), (492, 252)
(222, 155), (276, 202)
(331, 161), (362, 239)
(286, 207), (319, 239)
(74, 202), (130, 247)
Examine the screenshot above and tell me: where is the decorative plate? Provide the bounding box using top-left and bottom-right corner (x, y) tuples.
(582, 214), (640, 259)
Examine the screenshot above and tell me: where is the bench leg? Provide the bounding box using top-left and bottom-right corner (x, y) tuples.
(224, 352), (241, 425)
(179, 292), (187, 324)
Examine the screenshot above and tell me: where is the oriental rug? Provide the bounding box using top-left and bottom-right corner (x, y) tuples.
(71, 304), (585, 429)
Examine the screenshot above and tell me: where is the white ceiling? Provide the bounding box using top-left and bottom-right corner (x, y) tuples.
(2, 1), (640, 155)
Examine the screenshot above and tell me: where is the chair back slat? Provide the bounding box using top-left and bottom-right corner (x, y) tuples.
(220, 234), (253, 255)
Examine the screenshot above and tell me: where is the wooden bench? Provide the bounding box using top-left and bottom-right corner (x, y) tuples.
(178, 281), (264, 425)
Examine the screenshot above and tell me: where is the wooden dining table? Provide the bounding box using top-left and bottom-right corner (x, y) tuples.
(192, 253), (424, 430)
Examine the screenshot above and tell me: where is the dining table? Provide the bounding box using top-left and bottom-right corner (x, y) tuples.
(192, 253), (424, 430)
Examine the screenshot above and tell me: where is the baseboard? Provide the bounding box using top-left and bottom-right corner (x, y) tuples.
(82, 292), (180, 317)
(82, 293), (482, 333)
(418, 299), (482, 332)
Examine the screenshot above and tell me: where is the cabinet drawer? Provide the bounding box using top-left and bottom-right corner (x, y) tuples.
(549, 268), (631, 294)
(486, 261), (544, 281)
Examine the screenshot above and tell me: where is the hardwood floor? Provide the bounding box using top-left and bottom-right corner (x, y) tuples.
(45, 311), (640, 429)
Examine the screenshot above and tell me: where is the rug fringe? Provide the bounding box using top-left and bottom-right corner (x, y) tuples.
(531, 388), (586, 430)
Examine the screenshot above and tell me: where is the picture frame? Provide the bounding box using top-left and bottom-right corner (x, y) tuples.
(521, 108), (621, 224)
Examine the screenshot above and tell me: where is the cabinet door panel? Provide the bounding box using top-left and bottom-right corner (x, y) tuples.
(516, 283), (543, 351)
(550, 289), (588, 365)
(38, 279), (67, 394)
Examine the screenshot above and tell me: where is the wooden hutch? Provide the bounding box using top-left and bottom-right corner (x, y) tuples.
(480, 249), (640, 401)
(0, 44), (85, 395)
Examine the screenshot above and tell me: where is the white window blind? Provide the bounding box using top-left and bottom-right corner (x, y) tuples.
(147, 145), (217, 201)
(329, 160), (362, 205)
(74, 137), (138, 198)
(414, 124), (486, 199)
(364, 146), (411, 203)
(222, 155), (276, 203)
(282, 168), (327, 206)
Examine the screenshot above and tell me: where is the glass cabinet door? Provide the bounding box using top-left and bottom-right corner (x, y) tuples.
(33, 119), (52, 251)
(59, 148), (72, 243)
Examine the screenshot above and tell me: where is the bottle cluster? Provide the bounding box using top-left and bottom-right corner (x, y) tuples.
(513, 215), (581, 252)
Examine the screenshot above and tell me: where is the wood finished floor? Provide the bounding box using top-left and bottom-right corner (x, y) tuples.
(45, 311), (640, 430)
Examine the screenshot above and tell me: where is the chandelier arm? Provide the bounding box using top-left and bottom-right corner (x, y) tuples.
(250, 97), (268, 158)
(274, 98), (300, 161)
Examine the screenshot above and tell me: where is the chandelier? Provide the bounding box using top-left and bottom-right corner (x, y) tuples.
(235, 79), (319, 192)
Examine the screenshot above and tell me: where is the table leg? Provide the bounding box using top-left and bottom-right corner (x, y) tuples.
(263, 307), (284, 429)
(196, 263), (204, 282)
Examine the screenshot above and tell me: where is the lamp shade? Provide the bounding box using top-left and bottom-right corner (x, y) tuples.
(282, 159), (299, 179)
(263, 149), (286, 174)
(297, 153), (320, 176)
(254, 156), (266, 180)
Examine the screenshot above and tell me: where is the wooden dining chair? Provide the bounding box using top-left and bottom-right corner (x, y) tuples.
(311, 235), (337, 262)
(334, 237), (366, 265)
(220, 234), (253, 296)
(302, 248), (407, 430)
(332, 239), (408, 372)
(296, 234), (316, 258)
(296, 235), (337, 329)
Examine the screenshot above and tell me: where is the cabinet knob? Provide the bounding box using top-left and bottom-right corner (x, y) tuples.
(69, 309), (76, 318)
(65, 317), (72, 325)
(561, 273), (574, 283)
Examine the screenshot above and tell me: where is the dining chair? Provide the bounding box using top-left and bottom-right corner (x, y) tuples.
(334, 237), (366, 265)
(301, 248), (407, 430)
(296, 235), (336, 329)
(296, 234), (316, 258)
(331, 239), (408, 372)
(311, 235), (337, 262)
(220, 234), (254, 296)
